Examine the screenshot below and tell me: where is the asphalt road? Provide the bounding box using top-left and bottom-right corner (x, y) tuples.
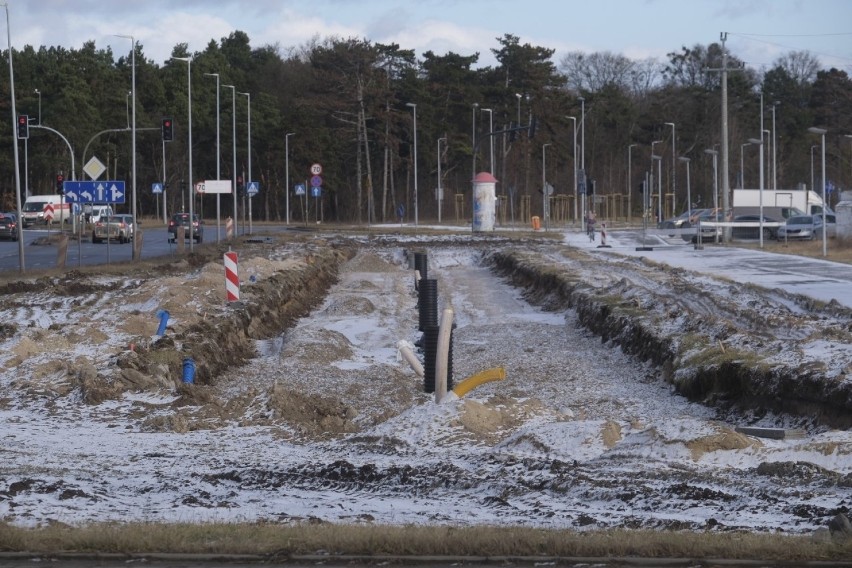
(0, 220), (258, 272)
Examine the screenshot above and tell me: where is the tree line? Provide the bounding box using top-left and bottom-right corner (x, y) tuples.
(1, 31), (850, 224)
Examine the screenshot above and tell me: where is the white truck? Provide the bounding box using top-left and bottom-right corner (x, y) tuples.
(733, 188), (829, 216)
(21, 194), (72, 227)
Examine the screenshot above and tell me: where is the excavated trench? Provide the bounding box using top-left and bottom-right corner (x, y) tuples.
(17, 234), (845, 430)
(485, 248), (852, 429)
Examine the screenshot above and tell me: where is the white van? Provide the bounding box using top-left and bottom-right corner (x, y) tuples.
(21, 195), (72, 227)
(84, 205), (114, 224)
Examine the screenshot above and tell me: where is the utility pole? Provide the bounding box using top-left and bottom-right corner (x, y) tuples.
(706, 32), (743, 241)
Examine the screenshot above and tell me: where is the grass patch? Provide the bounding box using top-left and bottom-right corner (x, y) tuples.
(0, 523), (849, 561)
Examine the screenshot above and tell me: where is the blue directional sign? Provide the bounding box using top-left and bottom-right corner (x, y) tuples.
(152, 182), (163, 194)
(311, 186), (322, 198)
(294, 183), (306, 196)
(247, 181), (259, 196)
(63, 180), (126, 204)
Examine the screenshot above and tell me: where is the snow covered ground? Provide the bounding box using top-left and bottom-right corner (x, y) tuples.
(0, 228), (849, 532)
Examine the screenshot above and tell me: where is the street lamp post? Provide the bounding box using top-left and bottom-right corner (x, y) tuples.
(437, 136), (446, 223)
(173, 56), (194, 252)
(481, 108), (494, 175)
(117, 34), (137, 245)
(222, 84), (237, 237)
(763, 129), (771, 186)
(628, 143), (637, 221)
(4, 3), (26, 272)
(405, 103), (418, 227)
(704, 149), (719, 213)
(34, 88), (41, 125)
(845, 135), (852, 195)
(665, 122), (676, 218)
(204, 73), (221, 242)
(678, 156), (691, 222)
(740, 142), (751, 189)
(771, 102), (779, 190)
(809, 127), (828, 256)
(748, 137), (765, 248)
(810, 145), (817, 196)
(542, 143), (551, 230)
(651, 140), (662, 223)
(285, 132), (294, 224)
(566, 116), (577, 223)
(579, 96), (586, 221)
(471, 102), (478, 181)
(515, 93), (521, 125)
(239, 92), (251, 234)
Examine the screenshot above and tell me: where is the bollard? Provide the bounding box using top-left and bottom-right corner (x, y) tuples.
(225, 251), (240, 302)
(155, 309), (170, 336)
(182, 357), (196, 384)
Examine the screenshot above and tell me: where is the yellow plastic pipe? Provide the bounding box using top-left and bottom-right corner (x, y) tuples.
(451, 367), (506, 398)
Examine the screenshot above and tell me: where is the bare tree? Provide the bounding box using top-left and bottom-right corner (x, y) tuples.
(774, 50), (821, 87)
(559, 51), (637, 92)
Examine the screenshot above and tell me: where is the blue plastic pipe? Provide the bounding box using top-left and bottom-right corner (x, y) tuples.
(182, 357), (196, 384)
(156, 309), (169, 336)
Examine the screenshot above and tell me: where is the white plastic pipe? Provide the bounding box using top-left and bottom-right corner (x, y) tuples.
(396, 340), (424, 377)
(435, 307), (454, 403)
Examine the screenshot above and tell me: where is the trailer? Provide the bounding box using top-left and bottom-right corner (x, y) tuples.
(733, 189), (828, 216)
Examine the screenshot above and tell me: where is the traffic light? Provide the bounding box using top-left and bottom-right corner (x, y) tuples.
(56, 174), (64, 194)
(17, 115), (28, 139)
(638, 181), (646, 194)
(588, 179), (595, 195)
(162, 118), (174, 141)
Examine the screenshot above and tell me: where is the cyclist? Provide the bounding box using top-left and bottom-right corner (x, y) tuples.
(586, 210), (597, 242)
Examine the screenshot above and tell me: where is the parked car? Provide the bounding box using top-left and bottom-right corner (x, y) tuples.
(0, 212), (19, 241)
(92, 214), (135, 244)
(168, 212), (204, 243)
(777, 214), (837, 241)
(658, 208), (708, 236)
(680, 209), (725, 243)
(731, 214), (781, 240)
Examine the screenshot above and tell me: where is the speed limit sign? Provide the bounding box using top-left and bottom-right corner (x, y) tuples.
(310, 163), (322, 176)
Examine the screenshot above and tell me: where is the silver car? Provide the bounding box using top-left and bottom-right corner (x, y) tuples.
(777, 214), (836, 240)
(92, 214), (135, 244)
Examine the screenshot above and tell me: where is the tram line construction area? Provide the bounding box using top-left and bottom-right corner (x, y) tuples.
(0, 227), (850, 559)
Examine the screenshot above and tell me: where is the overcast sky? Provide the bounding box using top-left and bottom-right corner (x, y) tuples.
(7, 0), (852, 71)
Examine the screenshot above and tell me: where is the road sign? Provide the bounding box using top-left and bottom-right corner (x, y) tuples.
(152, 182), (163, 194)
(310, 163), (322, 176)
(43, 203), (54, 222)
(310, 175), (322, 188)
(247, 181), (259, 196)
(203, 180), (232, 194)
(295, 183), (306, 196)
(311, 186), (322, 198)
(84, 156), (107, 180)
(63, 180), (126, 204)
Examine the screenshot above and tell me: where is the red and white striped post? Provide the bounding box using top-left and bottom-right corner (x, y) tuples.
(225, 216), (234, 239)
(43, 203), (54, 224)
(224, 251), (239, 302)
